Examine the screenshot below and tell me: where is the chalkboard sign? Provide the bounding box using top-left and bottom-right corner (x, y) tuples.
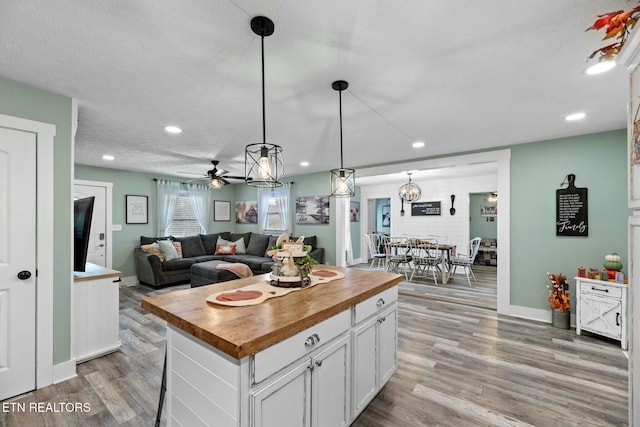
(411, 201), (441, 216)
(556, 174), (588, 237)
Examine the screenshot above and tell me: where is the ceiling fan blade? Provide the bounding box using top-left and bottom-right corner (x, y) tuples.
(221, 175), (246, 180)
(178, 171), (207, 176)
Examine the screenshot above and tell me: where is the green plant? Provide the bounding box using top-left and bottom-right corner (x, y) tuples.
(293, 254), (317, 267)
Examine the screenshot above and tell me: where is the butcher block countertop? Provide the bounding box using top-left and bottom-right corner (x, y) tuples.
(141, 266), (402, 359)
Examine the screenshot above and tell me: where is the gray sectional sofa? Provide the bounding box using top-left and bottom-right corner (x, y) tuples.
(134, 231), (325, 288)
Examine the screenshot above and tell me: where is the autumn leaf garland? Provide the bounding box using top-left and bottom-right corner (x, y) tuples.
(587, 5), (640, 61)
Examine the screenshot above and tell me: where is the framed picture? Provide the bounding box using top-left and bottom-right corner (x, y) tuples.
(381, 205), (390, 227)
(350, 201), (360, 222)
(213, 200), (231, 221)
(296, 195), (330, 224)
(236, 200), (258, 224)
(126, 195), (148, 224)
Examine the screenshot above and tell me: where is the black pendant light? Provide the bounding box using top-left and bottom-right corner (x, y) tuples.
(329, 80), (355, 197)
(245, 16), (284, 188)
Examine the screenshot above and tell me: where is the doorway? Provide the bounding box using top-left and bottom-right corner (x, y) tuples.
(74, 180), (113, 268)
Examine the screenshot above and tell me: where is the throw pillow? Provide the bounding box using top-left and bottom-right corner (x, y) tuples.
(140, 242), (165, 262)
(217, 236), (247, 254)
(215, 244), (236, 255)
(157, 239), (179, 261)
(173, 241), (183, 258)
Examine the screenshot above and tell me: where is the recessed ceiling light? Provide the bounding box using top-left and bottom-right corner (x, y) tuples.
(102, 154), (115, 161)
(300, 161), (309, 167)
(412, 141), (425, 148)
(565, 112), (586, 121)
(164, 125), (182, 134)
(585, 61), (616, 75)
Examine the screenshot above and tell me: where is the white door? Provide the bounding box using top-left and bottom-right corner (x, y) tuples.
(0, 128), (36, 401)
(73, 183), (107, 267)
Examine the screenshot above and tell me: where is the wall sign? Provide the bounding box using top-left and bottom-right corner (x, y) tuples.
(411, 201), (441, 216)
(556, 174), (588, 237)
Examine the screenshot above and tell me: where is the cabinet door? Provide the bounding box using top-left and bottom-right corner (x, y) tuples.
(579, 293), (623, 339)
(251, 359), (311, 427)
(311, 334), (350, 427)
(352, 316), (378, 416)
(378, 305), (398, 384)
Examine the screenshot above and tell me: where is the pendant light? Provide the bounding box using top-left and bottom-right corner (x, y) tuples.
(245, 16), (284, 188)
(329, 80), (355, 198)
(398, 172), (421, 215)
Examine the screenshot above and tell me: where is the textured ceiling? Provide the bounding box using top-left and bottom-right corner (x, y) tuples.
(0, 0), (629, 181)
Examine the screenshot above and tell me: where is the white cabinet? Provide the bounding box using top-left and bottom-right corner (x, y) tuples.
(576, 277), (628, 349)
(73, 263), (121, 363)
(251, 334), (350, 427)
(351, 287), (398, 418)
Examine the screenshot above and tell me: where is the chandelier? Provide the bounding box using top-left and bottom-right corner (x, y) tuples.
(398, 172), (421, 203)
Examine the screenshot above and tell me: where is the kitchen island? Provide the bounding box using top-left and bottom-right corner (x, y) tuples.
(141, 265), (402, 427)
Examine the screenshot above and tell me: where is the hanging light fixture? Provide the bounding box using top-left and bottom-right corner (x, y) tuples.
(329, 80), (355, 198)
(208, 177), (225, 190)
(245, 16), (284, 188)
(398, 172), (421, 215)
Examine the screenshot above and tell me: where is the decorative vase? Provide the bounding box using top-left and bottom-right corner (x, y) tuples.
(551, 309), (570, 329)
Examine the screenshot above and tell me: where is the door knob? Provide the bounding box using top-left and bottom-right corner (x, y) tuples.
(17, 270), (32, 280)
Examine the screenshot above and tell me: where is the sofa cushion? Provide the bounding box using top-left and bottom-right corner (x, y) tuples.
(200, 232), (232, 255)
(140, 242), (165, 261)
(218, 236), (247, 254)
(223, 255), (271, 272)
(215, 244), (236, 255)
(291, 235), (317, 251)
(140, 235), (172, 246)
(173, 235), (206, 258)
(230, 232), (251, 249)
(264, 235), (279, 256)
(247, 233), (270, 256)
(157, 239), (179, 261)
(161, 257), (196, 271)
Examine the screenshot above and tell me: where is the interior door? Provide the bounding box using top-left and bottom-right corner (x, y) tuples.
(0, 127), (36, 401)
(73, 183), (107, 267)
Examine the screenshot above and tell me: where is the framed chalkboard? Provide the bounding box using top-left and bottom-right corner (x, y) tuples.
(411, 201), (441, 216)
(556, 174), (588, 237)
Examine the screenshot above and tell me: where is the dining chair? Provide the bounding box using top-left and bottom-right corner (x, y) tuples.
(365, 233), (387, 270)
(450, 237), (482, 286)
(411, 238), (441, 285)
(384, 236), (414, 280)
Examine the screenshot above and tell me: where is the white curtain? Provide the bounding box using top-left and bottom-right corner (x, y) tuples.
(186, 183), (212, 233)
(156, 180), (181, 236)
(258, 183), (291, 234)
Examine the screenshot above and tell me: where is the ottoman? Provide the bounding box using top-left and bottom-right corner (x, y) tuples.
(190, 261), (241, 288)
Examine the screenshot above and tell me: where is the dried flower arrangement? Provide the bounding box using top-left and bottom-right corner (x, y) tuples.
(587, 4), (640, 61)
(546, 272), (570, 312)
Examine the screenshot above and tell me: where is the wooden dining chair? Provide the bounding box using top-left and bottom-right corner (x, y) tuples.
(450, 237), (482, 286)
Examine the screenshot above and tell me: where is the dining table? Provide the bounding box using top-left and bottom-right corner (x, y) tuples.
(386, 239), (454, 284)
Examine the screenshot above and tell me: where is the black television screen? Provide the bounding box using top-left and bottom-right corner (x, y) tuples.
(74, 196), (95, 272)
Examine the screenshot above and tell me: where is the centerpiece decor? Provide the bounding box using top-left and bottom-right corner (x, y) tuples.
(268, 236), (318, 288)
(546, 272), (571, 329)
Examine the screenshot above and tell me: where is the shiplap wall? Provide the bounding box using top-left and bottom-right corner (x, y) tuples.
(359, 173), (496, 257)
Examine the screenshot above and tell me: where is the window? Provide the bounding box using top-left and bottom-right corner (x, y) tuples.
(258, 185), (291, 234)
(166, 193), (201, 236)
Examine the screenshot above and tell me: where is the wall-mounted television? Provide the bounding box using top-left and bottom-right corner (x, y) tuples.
(74, 196), (95, 272)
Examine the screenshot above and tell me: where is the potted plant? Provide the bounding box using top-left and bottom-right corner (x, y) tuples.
(546, 272), (571, 329)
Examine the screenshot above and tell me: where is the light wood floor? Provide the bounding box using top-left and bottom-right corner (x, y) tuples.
(0, 268), (628, 426)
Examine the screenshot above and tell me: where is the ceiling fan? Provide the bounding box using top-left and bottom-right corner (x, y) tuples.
(182, 160), (250, 189)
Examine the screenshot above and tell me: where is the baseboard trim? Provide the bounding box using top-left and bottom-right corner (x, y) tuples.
(52, 359), (77, 384)
(120, 275), (138, 286)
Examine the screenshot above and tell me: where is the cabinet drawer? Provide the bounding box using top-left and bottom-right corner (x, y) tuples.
(581, 283), (623, 299)
(353, 286), (398, 325)
(252, 309), (350, 384)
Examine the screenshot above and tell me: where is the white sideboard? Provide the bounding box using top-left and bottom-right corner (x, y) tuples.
(575, 277), (628, 350)
(73, 262), (122, 363)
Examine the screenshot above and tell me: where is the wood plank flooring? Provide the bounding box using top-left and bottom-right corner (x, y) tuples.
(0, 268), (628, 426)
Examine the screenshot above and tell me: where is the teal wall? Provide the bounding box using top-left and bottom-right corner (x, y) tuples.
(0, 76), (73, 365)
(510, 130), (627, 311)
(470, 193), (497, 239)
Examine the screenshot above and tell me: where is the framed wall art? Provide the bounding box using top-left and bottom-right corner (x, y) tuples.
(630, 65), (640, 208)
(214, 200), (231, 222)
(126, 195), (148, 224)
(296, 195), (330, 224)
(350, 201), (360, 222)
(236, 200), (258, 224)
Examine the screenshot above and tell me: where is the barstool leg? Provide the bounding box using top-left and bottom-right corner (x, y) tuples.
(155, 347), (167, 427)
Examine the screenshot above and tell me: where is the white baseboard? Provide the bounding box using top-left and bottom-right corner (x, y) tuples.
(120, 275), (139, 286)
(52, 359), (77, 384)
